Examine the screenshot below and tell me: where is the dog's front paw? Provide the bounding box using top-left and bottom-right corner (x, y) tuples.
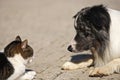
(19, 71), (36, 80)
(89, 67), (112, 77)
(61, 62), (80, 70)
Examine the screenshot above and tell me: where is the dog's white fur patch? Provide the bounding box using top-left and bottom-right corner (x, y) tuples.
(109, 9), (120, 59)
(74, 14), (79, 28)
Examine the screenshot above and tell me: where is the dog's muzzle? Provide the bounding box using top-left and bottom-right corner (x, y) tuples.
(67, 45), (73, 52)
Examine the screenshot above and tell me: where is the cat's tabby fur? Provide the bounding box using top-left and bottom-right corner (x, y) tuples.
(0, 36), (36, 80)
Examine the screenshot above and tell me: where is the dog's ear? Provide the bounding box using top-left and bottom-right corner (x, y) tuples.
(73, 14), (77, 19)
(15, 35), (22, 41)
(73, 12), (80, 19)
(73, 7), (90, 19)
(85, 5), (110, 32)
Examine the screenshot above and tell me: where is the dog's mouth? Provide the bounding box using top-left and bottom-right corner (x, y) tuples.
(67, 45), (85, 53)
(67, 43), (93, 53)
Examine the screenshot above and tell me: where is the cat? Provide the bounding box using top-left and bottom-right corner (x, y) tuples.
(0, 36), (36, 80)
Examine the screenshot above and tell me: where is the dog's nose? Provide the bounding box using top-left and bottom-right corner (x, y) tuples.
(67, 45), (73, 52)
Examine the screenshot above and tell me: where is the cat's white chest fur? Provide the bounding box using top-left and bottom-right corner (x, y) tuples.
(7, 54), (26, 80)
(7, 54), (36, 80)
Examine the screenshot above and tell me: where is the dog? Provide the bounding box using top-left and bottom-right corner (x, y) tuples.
(62, 5), (120, 77)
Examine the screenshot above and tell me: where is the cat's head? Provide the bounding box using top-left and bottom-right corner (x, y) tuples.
(4, 36), (34, 64)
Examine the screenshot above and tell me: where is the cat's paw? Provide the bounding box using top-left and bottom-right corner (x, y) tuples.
(19, 71), (36, 80)
(26, 71), (36, 78)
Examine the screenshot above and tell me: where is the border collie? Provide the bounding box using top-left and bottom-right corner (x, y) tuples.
(62, 5), (120, 77)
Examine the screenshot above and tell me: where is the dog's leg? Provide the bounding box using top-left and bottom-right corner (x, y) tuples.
(89, 58), (120, 77)
(62, 58), (93, 70)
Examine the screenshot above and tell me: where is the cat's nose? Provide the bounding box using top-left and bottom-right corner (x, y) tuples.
(67, 45), (73, 52)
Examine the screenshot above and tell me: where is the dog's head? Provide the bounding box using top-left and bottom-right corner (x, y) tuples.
(68, 5), (110, 53)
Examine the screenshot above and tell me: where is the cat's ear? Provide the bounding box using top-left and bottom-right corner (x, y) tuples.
(15, 35), (22, 41)
(21, 39), (28, 49)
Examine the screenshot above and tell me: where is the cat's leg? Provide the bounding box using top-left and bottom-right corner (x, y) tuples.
(89, 58), (120, 77)
(62, 58), (93, 70)
(19, 70), (36, 80)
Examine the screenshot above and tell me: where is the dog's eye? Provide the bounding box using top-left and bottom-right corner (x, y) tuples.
(85, 29), (91, 35)
(85, 31), (92, 37)
(78, 32), (85, 38)
(85, 33), (89, 37)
